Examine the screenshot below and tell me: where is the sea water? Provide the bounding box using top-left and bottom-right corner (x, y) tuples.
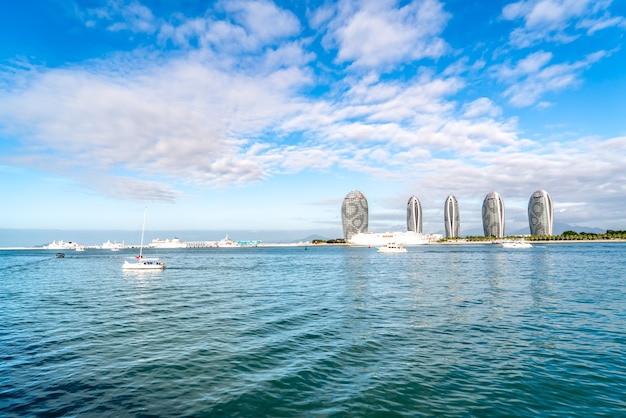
(1, 243), (625, 417)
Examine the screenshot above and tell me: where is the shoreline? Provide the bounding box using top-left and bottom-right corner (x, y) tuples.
(3, 239), (626, 251)
(437, 238), (626, 244)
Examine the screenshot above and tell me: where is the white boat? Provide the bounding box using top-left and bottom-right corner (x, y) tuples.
(123, 256), (165, 270)
(377, 242), (407, 253)
(45, 240), (80, 250)
(349, 231), (441, 247)
(122, 208), (165, 270)
(499, 239), (532, 249)
(102, 240), (125, 250)
(149, 237), (187, 249)
(215, 235), (241, 248)
(75, 246), (85, 252)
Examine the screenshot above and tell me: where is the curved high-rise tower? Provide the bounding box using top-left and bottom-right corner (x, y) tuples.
(444, 194), (460, 238)
(407, 196), (422, 233)
(528, 189), (553, 236)
(482, 191), (505, 238)
(341, 190), (368, 241)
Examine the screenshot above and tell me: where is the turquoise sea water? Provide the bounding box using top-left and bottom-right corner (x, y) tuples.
(1, 243), (625, 417)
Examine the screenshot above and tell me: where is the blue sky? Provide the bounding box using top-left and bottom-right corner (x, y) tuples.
(1, 0), (625, 242)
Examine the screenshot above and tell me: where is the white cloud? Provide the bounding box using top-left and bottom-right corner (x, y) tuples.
(84, 0), (301, 54)
(492, 50), (608, 106)
(220, 0), (301, 44)
(89, 175), (183, 202)
(0, 51), (527, 202)
(318, 0), (450, 69)
(577, 14), (626, 34)
(462, 98), (503, 118)
(82, 0), (157, 34)
(502, 0), (622, 47)
(0, 60), (305, 189)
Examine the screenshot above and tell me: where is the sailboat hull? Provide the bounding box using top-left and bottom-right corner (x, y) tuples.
(122, 258), (165, 270)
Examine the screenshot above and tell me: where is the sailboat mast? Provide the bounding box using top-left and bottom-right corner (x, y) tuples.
(139, 207), (147, 258)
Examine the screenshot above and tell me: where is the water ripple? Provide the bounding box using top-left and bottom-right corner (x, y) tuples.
(1, 245), (626, 416)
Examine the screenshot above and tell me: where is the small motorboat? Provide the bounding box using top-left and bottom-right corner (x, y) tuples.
(56, 252), (65, 258)
(499, 239), (532, 249)
(377, 243), (407, 253)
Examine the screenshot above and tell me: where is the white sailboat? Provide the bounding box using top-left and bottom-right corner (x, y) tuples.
(122, 208), (165, 270)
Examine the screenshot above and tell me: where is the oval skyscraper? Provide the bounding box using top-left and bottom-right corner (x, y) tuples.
(528, 189), (553, 236)
(482, 191), (505, 238)
(341, 190), (368, 241)
(407, 196), (422, 233)
(444, 194), (460, 238)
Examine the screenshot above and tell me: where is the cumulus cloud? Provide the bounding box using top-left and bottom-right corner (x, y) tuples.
(220, 0), (301, 44)
(462, 98), (503, 118)
(502, 0), (623, 47)
(491, 50), (608, 106)
(315, 0), (450, 69)
(0, 48), (526, 201)
(0, 59), (310, 187)
(80, 0), (157, 33)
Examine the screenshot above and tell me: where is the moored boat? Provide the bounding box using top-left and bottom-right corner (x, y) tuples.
(149, 237), (187, 249)
(500, 239), (532, 249)
(377, 242), (407, 253)
(45, 240), (81, 250)
(123, 256), (165, 270)
(122, 208), (165, 270)
(215, 235), (241, 248)
(102, 240), (125, 250)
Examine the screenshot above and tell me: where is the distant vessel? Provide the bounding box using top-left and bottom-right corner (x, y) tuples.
(56, 252), (65, 258)
(500, 239), (532, 249)
(45, 240), (81, 250)
(76, 246), (85, 252)
(101, 240), (125, 251)
(377, 243), (407, 253)
(349, 231), (440, 247)
(150, 237), (187, 249)
(238, 240), (261, 247)
(215, 235), (241, 248)
(122, 209), (165, 270)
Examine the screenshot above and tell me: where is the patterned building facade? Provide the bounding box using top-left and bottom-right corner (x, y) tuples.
(341, 190), (369, 241)
(528, 189), (553, 236)
(407, 196), (423, 233)
(444, 194), (460, 238)
(482, 191), (505, 238)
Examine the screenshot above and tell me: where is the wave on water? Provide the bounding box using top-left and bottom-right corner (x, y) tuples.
(2, 244), (626, 416)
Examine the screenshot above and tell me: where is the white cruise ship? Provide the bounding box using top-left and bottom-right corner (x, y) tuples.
(101, 240), (125, 250)
(348, 231), (442, 247)
(149, 237), (187, 249)
(45, 240), (81, 250)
